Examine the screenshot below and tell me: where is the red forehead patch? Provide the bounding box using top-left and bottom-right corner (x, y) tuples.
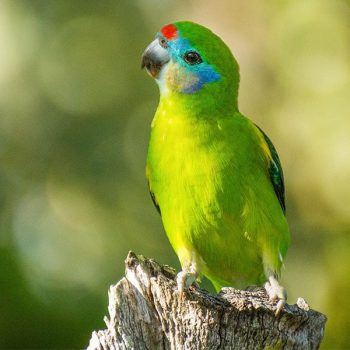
(161, 24), (178, 40)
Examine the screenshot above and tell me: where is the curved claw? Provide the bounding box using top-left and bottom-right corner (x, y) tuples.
(264, 276), (287, 316)
(176, 264), (197, 295)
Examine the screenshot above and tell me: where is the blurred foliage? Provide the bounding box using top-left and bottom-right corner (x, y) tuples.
(0, 0), (349, 348)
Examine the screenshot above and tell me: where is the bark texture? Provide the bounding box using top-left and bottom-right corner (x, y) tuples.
(87, 251), (326, 350)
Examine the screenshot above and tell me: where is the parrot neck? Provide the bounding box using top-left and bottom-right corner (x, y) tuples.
(157, 88), (239, 119)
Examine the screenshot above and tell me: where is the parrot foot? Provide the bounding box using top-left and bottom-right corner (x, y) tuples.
(264, 276), (287, 316)
(176, 264), (197, 295)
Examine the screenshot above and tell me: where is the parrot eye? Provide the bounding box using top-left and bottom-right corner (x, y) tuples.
(159, 38), (167, 48)
(183, 51), (203, 65)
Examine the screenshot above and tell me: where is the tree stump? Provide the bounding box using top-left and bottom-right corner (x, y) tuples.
(87, 251), (326, 350)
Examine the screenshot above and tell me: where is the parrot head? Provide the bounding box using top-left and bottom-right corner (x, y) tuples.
(142, 21), (240, 111)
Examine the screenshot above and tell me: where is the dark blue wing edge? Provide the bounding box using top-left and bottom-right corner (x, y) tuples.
(255, 125), (286, 214)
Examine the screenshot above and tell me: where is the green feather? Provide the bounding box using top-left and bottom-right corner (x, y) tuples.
(145, 21), (290, 291)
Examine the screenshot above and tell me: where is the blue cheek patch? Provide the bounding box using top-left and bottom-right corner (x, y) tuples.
(183, 64), (220, 93)
(167, 38), (221, 94)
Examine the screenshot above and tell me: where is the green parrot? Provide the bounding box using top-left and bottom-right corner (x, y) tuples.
(141, 21), (290, 314)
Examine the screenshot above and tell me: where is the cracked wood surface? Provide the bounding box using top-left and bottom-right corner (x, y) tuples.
(87, 251), (326, 350)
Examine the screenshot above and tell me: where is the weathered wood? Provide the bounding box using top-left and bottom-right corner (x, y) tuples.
(87, 251), (326, 350)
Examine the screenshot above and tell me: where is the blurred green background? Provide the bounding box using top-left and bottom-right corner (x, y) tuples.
(0, 0), (349, 348)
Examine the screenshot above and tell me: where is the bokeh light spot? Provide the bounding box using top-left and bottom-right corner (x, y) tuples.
(39, 16), (127, 114)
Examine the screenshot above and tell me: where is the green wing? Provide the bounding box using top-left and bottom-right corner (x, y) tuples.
(255, 125), (286, 214)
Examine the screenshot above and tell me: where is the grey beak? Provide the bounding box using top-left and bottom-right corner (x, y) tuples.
(141, 39), (170, 78)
